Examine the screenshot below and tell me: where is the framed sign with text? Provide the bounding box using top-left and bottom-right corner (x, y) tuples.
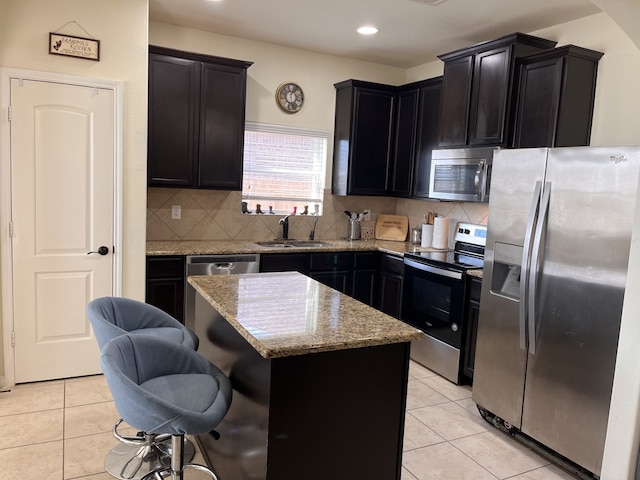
(49, 33), (100, 61)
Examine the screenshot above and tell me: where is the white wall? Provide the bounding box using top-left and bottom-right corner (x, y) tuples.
(0, 0), (149, 383)
(0, 0), (149, 300)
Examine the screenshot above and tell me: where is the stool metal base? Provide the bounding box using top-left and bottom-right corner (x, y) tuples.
(140, 435), (219, 480)
(105, 437), (196, 480)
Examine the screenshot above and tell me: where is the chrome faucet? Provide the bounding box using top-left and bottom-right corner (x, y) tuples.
(278, 215), (292, 239)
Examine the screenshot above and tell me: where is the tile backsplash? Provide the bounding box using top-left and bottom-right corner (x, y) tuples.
(147, 188), (488, 248)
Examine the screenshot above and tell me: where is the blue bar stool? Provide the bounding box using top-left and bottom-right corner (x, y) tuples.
(88, 297), (199, 479)
(101, 334), (232, 480)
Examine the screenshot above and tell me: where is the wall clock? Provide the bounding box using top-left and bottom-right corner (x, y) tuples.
(276, 82), (304, 113)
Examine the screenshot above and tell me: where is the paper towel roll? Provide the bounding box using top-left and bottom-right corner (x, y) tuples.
(421, 224), (434, 248)
(432, 217), (450, 249)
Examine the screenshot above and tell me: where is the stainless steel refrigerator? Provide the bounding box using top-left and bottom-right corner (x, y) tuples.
(473, 146), (640, 477)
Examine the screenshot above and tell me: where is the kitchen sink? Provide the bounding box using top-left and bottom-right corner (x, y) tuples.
(254, 240), (332, 248)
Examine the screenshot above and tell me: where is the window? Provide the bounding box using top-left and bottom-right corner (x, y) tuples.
(242, 122), (328, 215)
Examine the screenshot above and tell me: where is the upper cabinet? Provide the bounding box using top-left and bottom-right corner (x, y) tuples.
(148, 46), (252, 190)
(332, 78), (442, 198)
(513, 45), (603, 148)
(437, 33), (557, 148)
(332, 80), (396, 196)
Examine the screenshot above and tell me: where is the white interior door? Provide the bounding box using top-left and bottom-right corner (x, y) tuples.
(10, 78), (115, 383)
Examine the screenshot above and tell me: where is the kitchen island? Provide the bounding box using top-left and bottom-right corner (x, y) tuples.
(189, 272), (424, 480)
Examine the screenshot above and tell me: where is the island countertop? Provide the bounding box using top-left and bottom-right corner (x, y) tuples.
(188, 271), (424, 359)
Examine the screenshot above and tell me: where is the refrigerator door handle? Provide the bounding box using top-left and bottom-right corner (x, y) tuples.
(528, 181), (551, 356)
(520, 181), (543, 350)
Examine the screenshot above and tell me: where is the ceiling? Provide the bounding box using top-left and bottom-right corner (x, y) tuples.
(149, 0), (601, 68)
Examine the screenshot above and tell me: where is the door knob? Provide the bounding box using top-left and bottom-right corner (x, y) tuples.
(87, 246), (109, 255)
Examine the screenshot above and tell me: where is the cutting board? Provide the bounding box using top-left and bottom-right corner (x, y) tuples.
(375, 215), (409, 241)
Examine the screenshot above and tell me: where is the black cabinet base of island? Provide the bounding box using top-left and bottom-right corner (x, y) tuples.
(193, 292), (413, 480)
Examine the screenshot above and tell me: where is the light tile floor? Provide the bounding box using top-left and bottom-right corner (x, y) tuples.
(0, 362), (579, 480)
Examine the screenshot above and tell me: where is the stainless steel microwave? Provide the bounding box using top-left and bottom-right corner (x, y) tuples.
(429, 147), (499, 202)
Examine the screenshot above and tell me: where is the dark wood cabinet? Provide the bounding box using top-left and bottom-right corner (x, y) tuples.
(260, 251), (378, 306)
(309, 252), (353, 295)
(260, 253), (310, 274)
(438, 55), (474, 148)
(351, 252), (379, 306)
(412, 78), (443, 199)
(148, 46), (252, 190)
(332, 80), (396, 196)
(379, 253), (404, 319)
(389, 87), (419, 197)
(462, 276), (482, 381)
(513, 45), (603, 148)
(437, 33), (557, 148)
(146, 256), (185, 323)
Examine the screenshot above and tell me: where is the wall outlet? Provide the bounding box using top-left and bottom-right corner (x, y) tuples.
(363, 210), (371, 221)
(171, 205), (181, 220)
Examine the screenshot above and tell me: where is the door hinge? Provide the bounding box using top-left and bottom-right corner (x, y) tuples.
(7, 105), (12, 122)
(11, 331), (15, 348)
(8, 222), (13, 237)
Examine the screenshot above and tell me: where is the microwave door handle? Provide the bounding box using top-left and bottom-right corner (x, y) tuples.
(520, 181), (542, 351)
(474, 160), (485, 199)
(527, 181), (551, 356)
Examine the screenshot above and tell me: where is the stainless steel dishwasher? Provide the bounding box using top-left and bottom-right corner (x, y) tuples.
(184, 254), (260, 329)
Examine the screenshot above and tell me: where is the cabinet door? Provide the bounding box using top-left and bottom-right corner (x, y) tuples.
(260, 253), (310, 274)
(310, 271), (352, 295)
(412, 79), (442, 199)
(468, 46), (512, 146)
(438, 56), (473, 148)
(352, 252), (379, 306)
(349, 87), (395, 195)
(389, 88), (419, 197)
(148, 54), (200, 187)
(198, 62), (247, 189)
(146, 256), (185, 323)
(513, 57), (562, 148)
(379, 254), (404, 319)
(463, 278), (482, 380)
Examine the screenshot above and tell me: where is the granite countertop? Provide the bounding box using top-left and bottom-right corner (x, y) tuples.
(148, 238), (447, 257)
(147, 239), (484, 278)
(189, 271), (425, 359)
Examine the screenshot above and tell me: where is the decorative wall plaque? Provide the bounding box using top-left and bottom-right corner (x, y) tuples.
(49, 33), (100, 61)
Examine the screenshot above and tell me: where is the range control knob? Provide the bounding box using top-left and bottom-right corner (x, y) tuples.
(451, 323), (459, 332)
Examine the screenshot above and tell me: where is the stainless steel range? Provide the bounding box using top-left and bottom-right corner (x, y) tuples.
(401, 223), (486, 384)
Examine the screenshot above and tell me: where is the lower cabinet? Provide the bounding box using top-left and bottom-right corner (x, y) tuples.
(462, 276), (482, 381)
(309, 252), (352, 295)
(146, 256), (185, 323)
(260, 251), (378, 307)
(379, 253), (404, 319)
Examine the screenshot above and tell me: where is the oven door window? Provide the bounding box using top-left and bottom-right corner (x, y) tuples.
(402, 269), (466, 348)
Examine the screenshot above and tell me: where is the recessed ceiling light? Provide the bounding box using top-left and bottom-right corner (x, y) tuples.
(357, 26), (379, 35)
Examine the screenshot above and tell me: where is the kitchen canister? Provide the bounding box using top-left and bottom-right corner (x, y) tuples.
(420, 224), (434, 248)
(432, 216), (450, 249)
(411, 226), (422, 244)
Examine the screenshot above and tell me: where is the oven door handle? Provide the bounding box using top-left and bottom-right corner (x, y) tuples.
(404, 258), (463, 280)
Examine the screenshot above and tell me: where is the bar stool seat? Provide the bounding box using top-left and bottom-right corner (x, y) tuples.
(101, 335), (232, 480)
(88, 297), (199, 479)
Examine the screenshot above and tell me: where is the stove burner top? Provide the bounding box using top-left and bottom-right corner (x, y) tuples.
(404, 223), (487, 273)
(405, 248), (484, 271)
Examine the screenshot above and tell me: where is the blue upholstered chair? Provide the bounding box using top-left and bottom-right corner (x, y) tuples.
(101, 335), (232, 480)
(87, 297), (199, 479)
(88, 296), (198, 351)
